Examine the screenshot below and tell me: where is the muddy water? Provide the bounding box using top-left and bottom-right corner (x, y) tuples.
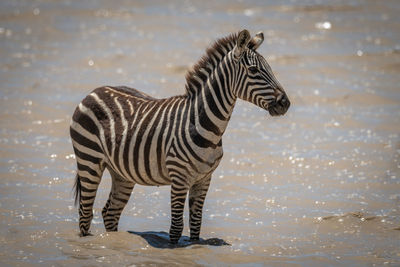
(1, 0), (399, 266)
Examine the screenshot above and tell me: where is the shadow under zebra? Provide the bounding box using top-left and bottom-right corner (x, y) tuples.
(127, 231), (230, 249)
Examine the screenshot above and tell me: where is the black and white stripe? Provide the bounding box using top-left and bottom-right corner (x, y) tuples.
(70, 29), (290, 243)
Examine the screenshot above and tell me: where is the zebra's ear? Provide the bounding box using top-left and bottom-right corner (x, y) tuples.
(233, 29), (251, 59)
(248, 31), (264, 50)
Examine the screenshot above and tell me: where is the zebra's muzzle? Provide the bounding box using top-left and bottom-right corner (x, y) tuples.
(268, 95), (290, 116)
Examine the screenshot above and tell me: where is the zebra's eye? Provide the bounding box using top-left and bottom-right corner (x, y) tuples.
(248, 66), (258, 74)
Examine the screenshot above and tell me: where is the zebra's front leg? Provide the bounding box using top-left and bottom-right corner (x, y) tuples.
(189, 176), (211, 241)
(169, 177), (189, 244)
(102, 169), (134, 232)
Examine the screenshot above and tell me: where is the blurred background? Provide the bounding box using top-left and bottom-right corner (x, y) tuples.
(0, 0), (399, 265)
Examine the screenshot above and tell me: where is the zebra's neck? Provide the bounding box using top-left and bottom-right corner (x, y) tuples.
(184, 52), (237, 145)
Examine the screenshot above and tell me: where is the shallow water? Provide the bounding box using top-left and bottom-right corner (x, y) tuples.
(1, 0), (399, 266)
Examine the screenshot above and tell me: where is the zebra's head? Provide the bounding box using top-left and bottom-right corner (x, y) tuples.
(232, 29), (290, 116)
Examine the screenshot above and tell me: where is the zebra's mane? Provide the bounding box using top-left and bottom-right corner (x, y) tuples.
(184, 32), (238, 95)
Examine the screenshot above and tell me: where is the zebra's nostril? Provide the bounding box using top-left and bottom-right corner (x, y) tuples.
(285, 98), (290, 109)
(277, 96), (290, 111)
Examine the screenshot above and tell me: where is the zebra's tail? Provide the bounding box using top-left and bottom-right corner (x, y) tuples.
(73, 174), (81, 206)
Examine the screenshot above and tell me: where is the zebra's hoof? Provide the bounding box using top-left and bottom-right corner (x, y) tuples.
(190, 237), (200, 242)
(79, 231), (93, 237)
(169, 239), (179, 246)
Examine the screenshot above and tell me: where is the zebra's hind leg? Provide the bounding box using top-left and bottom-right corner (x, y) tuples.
(188, 176), (211, 241)
(75, 157), (105, 237)
(102, 168), (134, 232)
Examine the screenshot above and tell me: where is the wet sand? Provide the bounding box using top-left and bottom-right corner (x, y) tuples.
(0, 0), (399, 266)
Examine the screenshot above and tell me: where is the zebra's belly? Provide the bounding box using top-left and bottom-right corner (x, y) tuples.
(105, 150), (171, 186)
(105, 142), (223, 186)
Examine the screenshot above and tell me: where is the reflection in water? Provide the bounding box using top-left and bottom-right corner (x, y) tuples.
(0, 0), (399, 265)
(128, 231), (230, 249)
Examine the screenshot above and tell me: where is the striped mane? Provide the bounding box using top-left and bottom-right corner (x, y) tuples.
(184, 33), (238, 95)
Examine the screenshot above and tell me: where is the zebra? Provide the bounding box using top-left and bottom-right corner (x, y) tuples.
(70, 29), (290, 244)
